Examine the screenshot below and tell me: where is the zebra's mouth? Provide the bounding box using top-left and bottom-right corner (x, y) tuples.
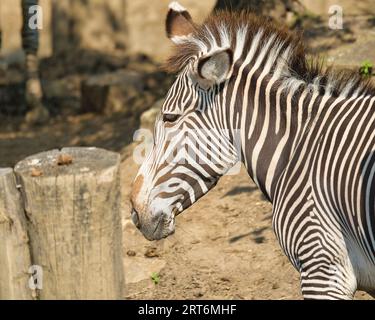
(151, 214), (164, 237)
(144, 212), (175, 241)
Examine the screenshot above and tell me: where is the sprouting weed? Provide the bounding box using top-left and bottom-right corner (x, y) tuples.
(359, 60), (373, 77)
(151, 272), (160, 285)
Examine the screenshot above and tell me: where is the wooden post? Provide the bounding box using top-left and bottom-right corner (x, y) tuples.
(0, 168), (33, 300)
(14, 147), (124, 299)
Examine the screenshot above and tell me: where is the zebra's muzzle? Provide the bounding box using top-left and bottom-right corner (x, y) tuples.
(131, 207), (175, 241)
(150, 211), (175, 241)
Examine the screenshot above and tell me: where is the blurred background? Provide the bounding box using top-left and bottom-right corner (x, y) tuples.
(1, 0), (375, 167)
(0, 0), (374, 299)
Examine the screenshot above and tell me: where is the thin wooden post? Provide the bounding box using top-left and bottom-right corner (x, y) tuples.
(0, 168), (33, 300)
(14, 147), (124, 299)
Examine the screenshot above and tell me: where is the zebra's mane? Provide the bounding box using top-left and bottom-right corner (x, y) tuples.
(165, 10), (375, 98)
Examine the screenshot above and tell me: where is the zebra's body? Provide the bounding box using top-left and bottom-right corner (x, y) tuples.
(131, 3), (375, 299)
(271, 92), (375, 298)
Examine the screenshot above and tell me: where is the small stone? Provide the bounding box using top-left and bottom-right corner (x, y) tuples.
(272, 283), (280, 290)
(220, 277), (230, 282)
(193, 291), (204, 298)
(144, 247), (159, 258)
(127, 250), (136, 257)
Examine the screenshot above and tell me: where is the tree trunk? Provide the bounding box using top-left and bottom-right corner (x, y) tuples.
(0, 168), (33, 300)
(14, 147), (125, 299)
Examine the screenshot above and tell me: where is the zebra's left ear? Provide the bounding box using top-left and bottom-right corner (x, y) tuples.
(197, 48), (233, 85)
(166, 2), (195, 44)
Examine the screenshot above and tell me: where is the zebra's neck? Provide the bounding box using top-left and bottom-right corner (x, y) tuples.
(233, 71), (333, 202)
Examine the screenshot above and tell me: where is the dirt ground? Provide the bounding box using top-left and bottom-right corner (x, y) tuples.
(121, 151), (302, 300)
(1, 2), (375, 300)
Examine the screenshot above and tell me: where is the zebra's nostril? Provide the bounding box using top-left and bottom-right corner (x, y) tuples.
(131, 209), (140, 228)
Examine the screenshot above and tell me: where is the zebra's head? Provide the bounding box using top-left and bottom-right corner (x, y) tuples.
(131, 2), (240, 241)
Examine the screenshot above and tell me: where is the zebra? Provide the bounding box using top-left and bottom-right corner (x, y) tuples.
(131, 2), (375, 299)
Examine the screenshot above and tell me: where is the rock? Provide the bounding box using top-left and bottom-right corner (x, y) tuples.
(80, 70), (145, 114)
(43, 75), (81, 100)
(126, 250), (136, 257)
(24, 105), (50, 125)
(124, 256), (166, 284)
(140, 99), (163, 129)
(40, 50), (129, 79)
(144, 247), (160, 258)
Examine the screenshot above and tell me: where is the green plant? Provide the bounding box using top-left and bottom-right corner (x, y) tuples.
(151, 272), (160, 285)
(359, 60), (373, 77)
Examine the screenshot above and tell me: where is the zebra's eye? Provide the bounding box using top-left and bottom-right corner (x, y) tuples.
(162, 113), (180, 123)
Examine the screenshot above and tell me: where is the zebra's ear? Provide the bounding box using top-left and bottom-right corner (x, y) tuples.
(197, 48), (233, 85)
(166, 2), (195, 44)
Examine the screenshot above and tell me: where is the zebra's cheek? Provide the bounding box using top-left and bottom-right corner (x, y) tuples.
(131, 174), (146, 210)
(130, 173), (154, 231)
(131, 174), (144, 198)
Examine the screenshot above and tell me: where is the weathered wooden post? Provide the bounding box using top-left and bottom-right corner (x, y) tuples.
(14, 147), (124, 299)
(0, 168), (33, 300)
